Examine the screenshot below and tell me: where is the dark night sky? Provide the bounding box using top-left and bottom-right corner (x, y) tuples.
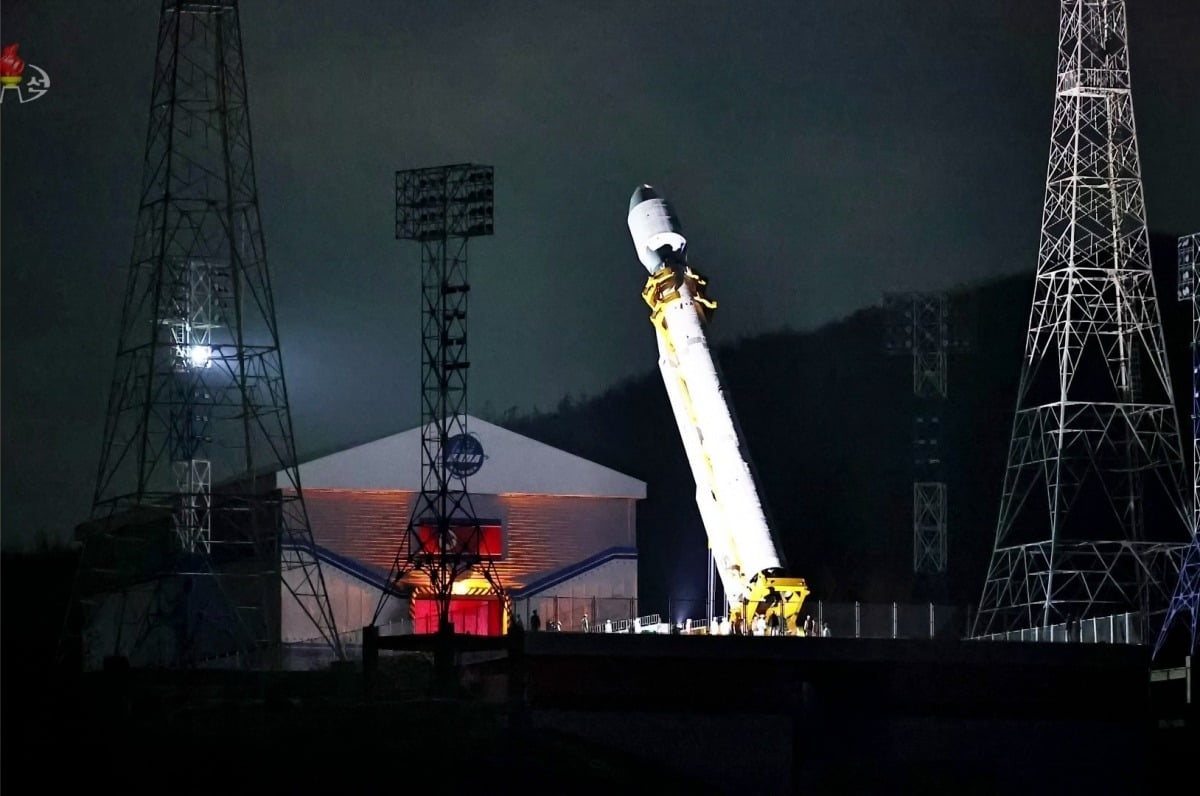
(2, 0), (1198, 548)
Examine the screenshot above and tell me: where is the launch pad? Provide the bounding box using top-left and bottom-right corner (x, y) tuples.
(350, 626), (1177, 792)
(502, 632), (1162, 794)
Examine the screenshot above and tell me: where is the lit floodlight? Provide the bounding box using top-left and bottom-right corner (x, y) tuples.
(187, 345), (212, 368)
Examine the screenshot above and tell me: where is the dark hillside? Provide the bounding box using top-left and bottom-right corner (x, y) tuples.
(504, 233), (1194, 617)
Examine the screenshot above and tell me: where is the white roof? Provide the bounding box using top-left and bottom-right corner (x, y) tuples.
(283, 415), (646, 499)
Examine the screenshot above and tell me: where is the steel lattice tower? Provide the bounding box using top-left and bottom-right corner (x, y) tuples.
(66, 0), (342, 670)
(973, 0), (1191, 639)
(884, 292), (968, 594)
(374, 164), (503, 638)
(1154, 233), (1200, 657)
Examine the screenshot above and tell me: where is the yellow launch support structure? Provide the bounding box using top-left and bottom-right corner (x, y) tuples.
(642, 266), (809, 634)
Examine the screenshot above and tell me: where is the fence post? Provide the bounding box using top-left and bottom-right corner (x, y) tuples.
(892, 601), (898, 639)
(362, 624), (378, 699)
(855, 601), (861, 638)
(929, 602), (934, 639)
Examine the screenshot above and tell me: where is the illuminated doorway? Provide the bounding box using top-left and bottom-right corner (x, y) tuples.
(412, 596), (502, 635)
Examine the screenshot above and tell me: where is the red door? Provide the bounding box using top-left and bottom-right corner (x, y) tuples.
(412, 597), (501, 635)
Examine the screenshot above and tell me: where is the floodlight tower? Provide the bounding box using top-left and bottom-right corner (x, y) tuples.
(376, 164), (502, 637)
(884, 292), (968, 597)
(974, 0), (1191, 640)
(1155, 233), (1200, 657)
(67, 0), (343, 670)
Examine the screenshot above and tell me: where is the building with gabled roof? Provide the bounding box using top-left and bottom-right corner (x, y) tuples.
(278, 416), (645, 647)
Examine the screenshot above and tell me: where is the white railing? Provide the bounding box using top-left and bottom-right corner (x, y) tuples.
(596, 613), (663, 634)
(974, 612), (1140, 645)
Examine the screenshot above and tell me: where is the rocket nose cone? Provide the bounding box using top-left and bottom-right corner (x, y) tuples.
(629, 184), (659, 213)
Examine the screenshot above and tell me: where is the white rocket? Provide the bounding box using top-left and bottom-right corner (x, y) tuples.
(627, 185), (784, 608)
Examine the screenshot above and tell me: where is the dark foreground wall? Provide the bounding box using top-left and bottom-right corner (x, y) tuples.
(515, 633), (1155, 795)
(4, 614), (1183, 796)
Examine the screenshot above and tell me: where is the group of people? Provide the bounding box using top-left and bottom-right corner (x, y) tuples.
(800, 614), (831, 637)
(509, 609), (600, 634)
(510, 609), (564, 632)
(509, 606), (831, 638)
(720, 610), (830, 637)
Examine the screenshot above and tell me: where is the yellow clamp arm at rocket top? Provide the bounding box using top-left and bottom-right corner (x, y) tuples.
(688, 272), (717, 313)
(642, 266), (718, 321)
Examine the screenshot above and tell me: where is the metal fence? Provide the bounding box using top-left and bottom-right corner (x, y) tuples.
(335, 618), (412, 645)
(807, 601), (967, 640)
(972, 612), (1141, 645)
(290, 600), (1147, 656)
(599, 614), (663, 634)
(667, 602), (1143, 645)
(672, 601), (969, 639)
(512, 595), (639, 633)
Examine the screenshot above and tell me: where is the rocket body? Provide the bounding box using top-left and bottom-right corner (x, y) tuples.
(628, 186), (783, 606)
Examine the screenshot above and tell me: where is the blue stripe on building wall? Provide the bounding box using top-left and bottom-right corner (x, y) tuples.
(283, 544), (393, 591)
(509, 546), (637, 598)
